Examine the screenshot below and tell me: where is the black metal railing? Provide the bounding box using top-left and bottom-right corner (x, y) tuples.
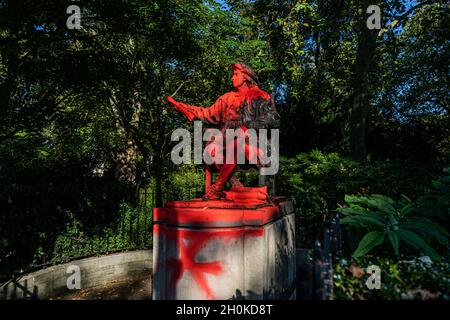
(296, 212), (344, 300)
(0, 181), (209, 282)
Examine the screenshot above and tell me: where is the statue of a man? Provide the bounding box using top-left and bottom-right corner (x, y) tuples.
(166, 63), (278, 200)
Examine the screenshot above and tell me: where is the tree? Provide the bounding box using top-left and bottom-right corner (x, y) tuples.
(349, 0), (379, 160)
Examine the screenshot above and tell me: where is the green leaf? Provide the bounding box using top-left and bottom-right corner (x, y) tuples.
(388, 231), (399, 256)
(344, 194), (364, 205)
(399, 202), (414, 215)
(432, 180), (449, 193)
(369, 194), (396, 205)
(340, 207), (370, 215)
(400, 220), (448, 245)
(340, 216), (385, 227)
(397, 229), (441, 262)
(344, 194), (396, 215)
(339, 208), (386, 222)
(352, 231), (385, 259)
(367, 196), (396, 215)
(400, 194), (413, 203)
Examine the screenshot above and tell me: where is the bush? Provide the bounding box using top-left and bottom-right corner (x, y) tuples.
(338, 167), (449, 261)
(334, 167), (449, 300)
(339, 194), (447, 261)
(51, 203), (152, 265)
(168, 164), (205, 200)
(415, 167), (450, 229)
(140, 164), (205, 204)
(276, 150), (435, 247)
(333, 255), (449, 300)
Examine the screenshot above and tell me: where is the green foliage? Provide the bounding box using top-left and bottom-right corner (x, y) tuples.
(227, 1), (449, 161)
(416, 168), (450, 221)
(339, 175), (449, 261)
(167, 164), (205, 200)
(333, 255), (449, 300)
(51, 203), (152, 265)
(352, 231), (385, 258)
(277, 150), (435, 246)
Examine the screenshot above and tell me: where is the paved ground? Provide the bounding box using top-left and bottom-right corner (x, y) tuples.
(55, 274), (152, 300)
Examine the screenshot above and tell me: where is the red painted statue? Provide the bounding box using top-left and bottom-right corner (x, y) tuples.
(166, 63), (279, 200)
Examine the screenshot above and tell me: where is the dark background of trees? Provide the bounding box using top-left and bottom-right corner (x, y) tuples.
(0, 0), (448, 280)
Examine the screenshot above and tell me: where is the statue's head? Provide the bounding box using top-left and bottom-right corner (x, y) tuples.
(231, 63), (258, 88)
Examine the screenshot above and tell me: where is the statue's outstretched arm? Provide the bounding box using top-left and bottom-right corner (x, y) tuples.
(166, 96), (223, 124)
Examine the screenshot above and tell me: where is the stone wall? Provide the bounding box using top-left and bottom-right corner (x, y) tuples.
(0, 250), (152, 300)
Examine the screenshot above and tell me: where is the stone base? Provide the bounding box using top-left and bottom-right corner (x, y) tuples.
(152, 197), (295, 300)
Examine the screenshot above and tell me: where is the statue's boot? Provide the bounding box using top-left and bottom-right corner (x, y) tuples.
(230, 174), (244, 188)
(203, 163), (236, 200)
(202, 183), (225, 200)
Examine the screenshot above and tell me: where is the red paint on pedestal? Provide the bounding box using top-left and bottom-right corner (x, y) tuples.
(153, 195), (292, 299)
(154, 225), (263, 299)
(155, 194), (288, 228)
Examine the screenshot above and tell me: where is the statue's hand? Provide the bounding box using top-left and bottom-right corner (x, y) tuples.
(166, 96), (177, 105)
(166, 96), (184, 113)
(166, 95), (195, 121)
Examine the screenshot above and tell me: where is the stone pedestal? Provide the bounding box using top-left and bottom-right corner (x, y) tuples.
(152, 196), (295, 300)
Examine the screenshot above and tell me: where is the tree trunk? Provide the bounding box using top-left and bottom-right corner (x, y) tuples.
(108, 85), (142, 185)
(350, 2), (378, 160)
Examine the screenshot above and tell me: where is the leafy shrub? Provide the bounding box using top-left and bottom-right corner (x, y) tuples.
(415, 167), (450, 228)
(333, 167), (449, 299)
(333, 255), (449, 300)
(276, 150), (435, 247)
(339, 194), (448, 261)
(140, 164), (205, 204)
(51, 203), (152, 265)
(168, 164), (205, 200)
